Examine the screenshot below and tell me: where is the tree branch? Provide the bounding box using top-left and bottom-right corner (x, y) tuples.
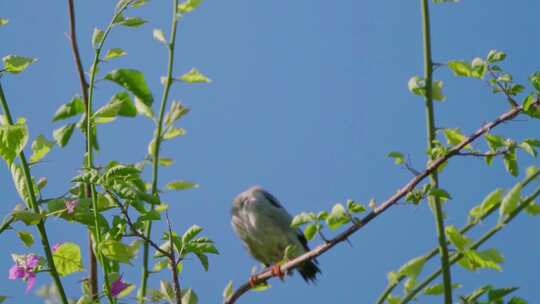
(224, 105), (523, 304)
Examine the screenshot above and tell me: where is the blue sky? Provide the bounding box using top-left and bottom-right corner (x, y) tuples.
(1, 0), (539, 303)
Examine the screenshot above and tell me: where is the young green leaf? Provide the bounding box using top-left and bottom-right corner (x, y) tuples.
(181, 288), (198, 304)
(326, 203), (350, 230)
(134, 97), (155, 119)
(499, 183), (522, 218)
(487, 50), (506, 63)
(346, 200), (366, 213)
(429, 188), (452, 201)
(443, 128), (472, 149)
(529, 72), (540, 92)
(387, 151), (405, 165)
(165, 180), (199, 191)
(525, 202), (540, 216)
(153, 29), (167, 44)
(52, 124), (75, 148)
(91, 28), (104, 49)
(93, 92), (137, 118)
(408, 76), (446, 101)
(291, 212), (316, 228)
(445, 225), (472, 251)
(99, 240), (137, 264)
(423, 283), (461, 295)
(223, 281), (233, 300)
(104, 69), (153, 106)
(163, 127), (186, 140)
(12, 210), (44, 225)
(52, 96), (84, 122)
(52, 242), (84, 276)
(117, 16), (147, 27)
(469, 189), (503, 221)
(303, 223), (318, 241)
(178, 0), (203, 14)
(178, 68), (211, 83)
(29, 135), (54, 163)
(103, 48), (128, 61)
(2, 55), (37, 74)
(182, 225), (203, 244)
(503, 148), (519, 176)
(0, 122), (29, 163)
(0, 18), (8, 26)
(459, 249), (503, 271)
(17, 231), (34, 247)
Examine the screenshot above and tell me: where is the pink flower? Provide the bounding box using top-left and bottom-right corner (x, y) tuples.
(64, 199), (79, 214)
(110, 275), (130, 298)
(8, 254), (40, 293)
(52, 243), (63, 252)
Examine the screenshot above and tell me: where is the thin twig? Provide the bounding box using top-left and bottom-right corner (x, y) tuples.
(456, 148), (509, 157)
(224, 105), (523, 304)
(165, 211), (183, 304)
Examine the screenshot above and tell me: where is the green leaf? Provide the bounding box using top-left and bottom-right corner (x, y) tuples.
(443, 128), (471, 150)
(165, 180), (199, 191)
(134, 96), (155, 119)
(508, 297), (528, 304)
(53, 124), (75, 148)
(182, 225), (203, 243)
(500, 183), (522, 217)
(29, 135), (54, 163)
(519, 141), (537, 157)
(429, 188), (452, 201)
(153, 29), (167, 44)
(445, 225), (472, 251)
(163, 127), (186, 140)
(387, 151), (405, 165)
(99, 239), (136, 264)
(91, 28), (104, 49)
(195, 252), (209, 271)
(503, 148), (519, 176)
(0, 18), (8, 26)
(423, 283), (461, 295)
(103, 48), (128, 61)
(223, 281), (233, 300)
(53, 242), (84, 276)
(159, 158), (174, 167)
(94, 92), (137, 119)
(529, 72), (540, 92)
(153, 259), (169, 272)
(326, 203), (350, 230)
(181, 288), (198, 304)
(398, 256), (426, 279)
(12, 210), (44, 225)
(132, 0), (149, 8)
(347, 200), (366, 213)
(485, 133), (505, 151)
(104, 69), (153, 106)
(459, 248), (503, 271)
(408, 76), (445, 101)
(525, 202), (540, 216)
(469, 189), (503, 221)
(17, 231), (34, 247)
(52, 96), (84, 122)
(164, 101), (189, 126)
(303, 223), (318, 241)
(522, 95), (540, 119)
(117, 16), (147, 27)
(448, 60), (472, 77)
(10, 163), (33, 205)
(179, 68), (211, 83)
(291, 212), (316, 228)
(0, 122), (29, 163)
(487, 49), (506, 63)
(251, 282), (271, 292)
(178, 0), (203, 14)
(2, 55), (37, 74)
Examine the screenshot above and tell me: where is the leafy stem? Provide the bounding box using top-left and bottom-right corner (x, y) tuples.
(84, 1), (136, 302)
(420, 0), (453, 302)
(400, 185), (540, 303)
(376, 168), (540, 303)
(139, 0), (181, 302)
(0, 83), (69, 304)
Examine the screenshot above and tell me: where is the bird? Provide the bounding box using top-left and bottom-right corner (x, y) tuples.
(231, 186), (321, 284)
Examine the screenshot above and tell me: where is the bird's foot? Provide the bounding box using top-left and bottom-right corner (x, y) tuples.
(249, 275), (259, 288)
(271, 264), (285, 280)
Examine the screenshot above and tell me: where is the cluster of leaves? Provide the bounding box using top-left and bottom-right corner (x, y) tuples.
(291, 200), (366, 241)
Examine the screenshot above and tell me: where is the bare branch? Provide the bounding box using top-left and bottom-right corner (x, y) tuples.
(224, 105), (523, 304)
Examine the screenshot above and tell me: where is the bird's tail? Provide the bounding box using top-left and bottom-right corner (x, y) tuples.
(298, 259), (321, 283)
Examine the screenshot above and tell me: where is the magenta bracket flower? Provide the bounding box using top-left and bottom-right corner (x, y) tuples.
(110, 275), (130, 298)
(64, 199), (79, 214)
(8, 254), (41, 293)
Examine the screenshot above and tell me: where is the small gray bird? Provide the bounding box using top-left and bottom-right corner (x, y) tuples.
(231, 186), (320, 283)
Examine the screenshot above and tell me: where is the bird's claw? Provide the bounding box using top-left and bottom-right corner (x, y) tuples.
(271, 264), (284, 280)
(249, 275), (259, 288)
